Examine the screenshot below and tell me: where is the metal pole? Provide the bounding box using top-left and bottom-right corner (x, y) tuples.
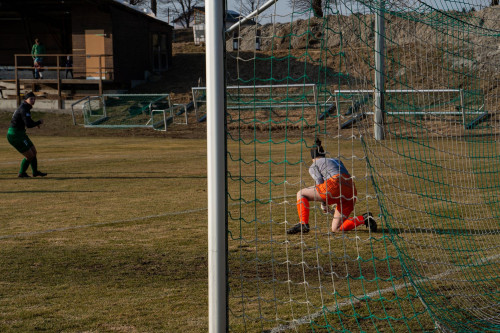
(163, 110), (167, 131)
(374, 0), (385, 140)
(335, 92), (340, 117)
(206, 0), (227, 330)
(57, 56), (62, 109)
(226, 0), (278, 33)
(15, 55), (20, 106)
(460, 88), (465, 128)
(313, 84), (318, 117)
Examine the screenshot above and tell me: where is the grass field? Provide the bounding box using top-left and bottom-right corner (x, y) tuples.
(1, 109), (497, 332)
(0, 135), (209, 332)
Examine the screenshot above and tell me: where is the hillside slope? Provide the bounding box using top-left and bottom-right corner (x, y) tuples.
(133, 7), (499, 113)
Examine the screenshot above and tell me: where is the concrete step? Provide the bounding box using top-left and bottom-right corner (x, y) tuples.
(0, 80), (16, 89)
(0, 81), (26, 90)
(0, 89), (129, 110)
(0, 98), (81, 111)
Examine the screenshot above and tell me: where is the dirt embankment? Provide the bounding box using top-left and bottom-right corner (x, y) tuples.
(233, 7), (499, 68)
(2, 10), (497, 140)
(130, 42), (206, 104)
(143, 7), (499, 101)
(87, 7), (499, 139)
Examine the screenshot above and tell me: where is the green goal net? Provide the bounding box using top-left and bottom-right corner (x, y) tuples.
(73, 94), (180, 129)
(224, 0), (499, 332)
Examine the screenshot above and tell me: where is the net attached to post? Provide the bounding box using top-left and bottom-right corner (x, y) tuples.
(223, 0), (499, 331)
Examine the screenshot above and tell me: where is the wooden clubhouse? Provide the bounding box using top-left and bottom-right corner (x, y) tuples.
(0, 0), (173, 107)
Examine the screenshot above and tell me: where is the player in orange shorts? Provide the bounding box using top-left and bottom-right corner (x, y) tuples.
(287, 139), (377, 235)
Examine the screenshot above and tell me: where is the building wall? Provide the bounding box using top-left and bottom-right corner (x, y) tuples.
(0, 3), (72, 68)
(110, 7), (151, 82)
(0, 0), (172, 84)
(111, 7), (173, 82)
(0, 18), (31, 66)
(149, 20), (173, 68)
(71, 4), (114, 80)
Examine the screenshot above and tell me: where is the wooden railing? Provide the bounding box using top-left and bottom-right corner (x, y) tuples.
(14, 53), (113, 108)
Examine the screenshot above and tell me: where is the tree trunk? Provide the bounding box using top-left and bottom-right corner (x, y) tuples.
(312, 0), (323, 17)
(151, 0), (157, 14)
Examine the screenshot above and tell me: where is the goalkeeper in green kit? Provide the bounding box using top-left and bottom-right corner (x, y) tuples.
(6, 92), (47, 178)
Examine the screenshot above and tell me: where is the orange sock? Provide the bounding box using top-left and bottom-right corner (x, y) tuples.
(297, 197), (310, 224)
(339, 215), (365, 231)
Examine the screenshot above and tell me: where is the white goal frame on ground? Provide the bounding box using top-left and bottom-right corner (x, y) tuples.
(151, 104), (188, 131)
(330, 89), (471, 115)
(71, 94), (189, 130)
(195, 85), (473, 120)
(191, 83), (470, 120)
(192, 84), (320, 121)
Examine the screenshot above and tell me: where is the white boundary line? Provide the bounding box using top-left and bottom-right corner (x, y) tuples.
(270, 253), (500, 332)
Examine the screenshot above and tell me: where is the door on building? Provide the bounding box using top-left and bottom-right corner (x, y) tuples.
(152, 33), (168, 72)
(85, 29), (106, 79)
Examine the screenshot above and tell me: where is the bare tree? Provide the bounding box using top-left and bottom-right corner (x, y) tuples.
(151, 0), (157, 14)
(237, 0), (258, 16)
(159, 0), (204, 28)
(127, 0), (157, 14)
(288, 0), (324, 17)
(129, 0), (148, 5)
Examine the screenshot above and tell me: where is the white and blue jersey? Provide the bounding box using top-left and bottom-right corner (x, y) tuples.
(309, 158), (350, 185)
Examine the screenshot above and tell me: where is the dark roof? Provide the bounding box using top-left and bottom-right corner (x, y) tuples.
(104, 0), (171, 25)
(0, 0), (171, 27)
(226, 10), (244, 23)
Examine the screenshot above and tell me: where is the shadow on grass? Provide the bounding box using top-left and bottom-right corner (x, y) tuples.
(0, 190), (102, 194)
(48, 175), (207, 180)
(380, 227), (500, 236)
(0, 175), (207, 181)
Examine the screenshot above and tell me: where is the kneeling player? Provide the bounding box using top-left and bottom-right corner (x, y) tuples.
(287, 139), (376, 235)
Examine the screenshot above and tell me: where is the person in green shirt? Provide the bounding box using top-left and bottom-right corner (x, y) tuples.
(31, 38), (46, 79)
(6, 92), (47, 178)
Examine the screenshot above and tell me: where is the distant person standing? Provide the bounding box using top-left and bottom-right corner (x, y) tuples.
(6, 92), (47, 178)
(31, 38), (45, 79)
(65, 55), (73, 78)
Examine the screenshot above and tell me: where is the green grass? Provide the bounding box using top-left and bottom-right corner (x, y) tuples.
(0, 131), (497, 332)
(0, 136), (208, 332)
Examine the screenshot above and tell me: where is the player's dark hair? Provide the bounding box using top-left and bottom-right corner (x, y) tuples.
(24, 91), (36, 100)
(311, 138), (326, 159)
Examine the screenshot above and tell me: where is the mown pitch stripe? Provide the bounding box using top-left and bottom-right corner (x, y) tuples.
(0, 196), (297, 240)
(0, 207), (207, 240)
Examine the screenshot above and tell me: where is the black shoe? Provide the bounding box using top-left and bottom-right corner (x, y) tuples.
(363, 213), (377, 233)
(18, 172), (31, 178)
(287, 223), (310, 235)
(33, 171), (47, 177)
